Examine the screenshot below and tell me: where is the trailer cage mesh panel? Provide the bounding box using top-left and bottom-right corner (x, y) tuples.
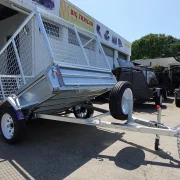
(0, 8), (110, 101)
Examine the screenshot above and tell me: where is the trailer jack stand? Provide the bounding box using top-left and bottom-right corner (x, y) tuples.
(154, 105), (162, 151)
(155, 137), (160, 151)
(153, 105), (180, 157)
(177, 130), (180, 158)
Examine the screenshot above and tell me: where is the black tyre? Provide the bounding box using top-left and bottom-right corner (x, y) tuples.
(163, 90), (168, 100)
(175, 94), (180, 107)
(168, 90), (174, 95)
(73, 102), (94, 119)
(0, 108), (26, 144)
(109, 81), (133, 120)
(39, 0), (44, 5)
(155, 94), (163, 106)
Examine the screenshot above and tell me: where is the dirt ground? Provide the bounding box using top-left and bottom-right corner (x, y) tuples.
(0, 97), (180, 180)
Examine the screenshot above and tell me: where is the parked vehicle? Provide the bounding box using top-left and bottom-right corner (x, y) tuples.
(0, 4), (179, 160)
(0, 8), (117, 143)
(170, 66), (180, 89)
(112, 60), (166, 105)
(174, 53), (180, 107)
(151, 66), (174, 95)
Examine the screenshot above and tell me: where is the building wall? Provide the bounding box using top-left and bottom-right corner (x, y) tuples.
(134, 57), (178, 68)
(0, 13), (26, 49)
(0, 13), (35, 77)
(6, 0), (131, 67)
(0, 7), (130, 75)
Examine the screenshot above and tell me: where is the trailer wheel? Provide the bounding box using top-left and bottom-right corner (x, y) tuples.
(175, 94), (180, 107)
(73, 102), (94, 119)
(155, 94), (163, 106)
(163, 90), (168, 100)
(109, 81), (133, 120)
(0, 108), (26, 144)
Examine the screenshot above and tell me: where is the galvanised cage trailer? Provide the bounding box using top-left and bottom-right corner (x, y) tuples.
(0, 7), (180, 158)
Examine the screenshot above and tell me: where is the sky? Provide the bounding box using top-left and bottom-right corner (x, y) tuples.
(69, 0), (180, 43)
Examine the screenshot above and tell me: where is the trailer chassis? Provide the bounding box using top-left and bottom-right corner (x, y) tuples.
(34, 101), (180, 158)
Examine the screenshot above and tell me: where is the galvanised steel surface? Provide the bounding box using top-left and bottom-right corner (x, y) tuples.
(0, 7), (116, 113)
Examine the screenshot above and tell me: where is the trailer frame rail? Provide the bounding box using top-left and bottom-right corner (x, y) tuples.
(35, 103), (180, 158)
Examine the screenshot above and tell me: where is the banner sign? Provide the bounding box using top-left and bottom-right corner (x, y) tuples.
(60, 0), (94, 33)
(10, 0), (131, 55)
(17, 0), (61, 16)
(95, 21), (131, 55)
(12, 0), (94, 32)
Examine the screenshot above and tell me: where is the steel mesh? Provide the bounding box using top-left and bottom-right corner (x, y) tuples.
(0, 41), (23, 101)
(40, 10), (110, 70)
(77, 27), (109, 69)
(14, 20), (33, 78)
(0, 18), (35, 100)
(43, 17), (87, 66)
(0, 76), (22, 100)
(33, 17), (53, 75)
(0, 9), (111, 101)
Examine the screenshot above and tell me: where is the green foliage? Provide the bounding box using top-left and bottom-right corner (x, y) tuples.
(152, 64), (160, 69)
(131, 34), (180, 60)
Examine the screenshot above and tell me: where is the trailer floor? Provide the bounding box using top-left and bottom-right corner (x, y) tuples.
(0, 97), (180, 180)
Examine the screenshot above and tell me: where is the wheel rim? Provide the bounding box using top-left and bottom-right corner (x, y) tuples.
(121, 88), (133, 115)
(1, 113), (14, 139)
(74, 105), (88, 118)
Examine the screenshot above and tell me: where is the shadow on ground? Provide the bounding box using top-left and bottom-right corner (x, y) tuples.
(164, 97), (174, 104)
(98, 139), (180, 170)
(0, 119), (179, 179)
(0, 120), (123, 180)
(134, 103), (167, 114)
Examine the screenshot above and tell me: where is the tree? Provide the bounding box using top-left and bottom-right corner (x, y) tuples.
(131, 34), (180, 60)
